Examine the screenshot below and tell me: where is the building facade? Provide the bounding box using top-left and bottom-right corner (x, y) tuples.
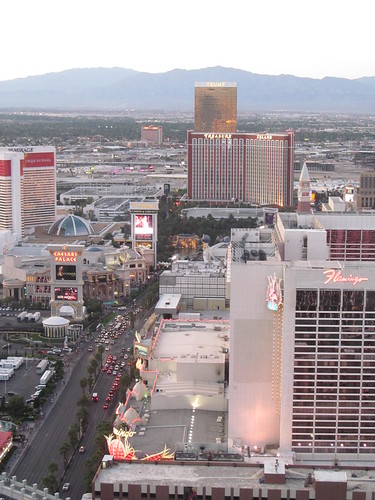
(0, 151), (23, 237)
(357, 171), (375, 210)
(0, 146), (56, 237)
(187, 131), (294, 206)
(229, 209), (375, 461)
(194, 82), (237, 133)
(141, 125), (163, 145)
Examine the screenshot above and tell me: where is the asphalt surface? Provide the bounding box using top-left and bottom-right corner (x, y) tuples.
(10, 308), (142, 499)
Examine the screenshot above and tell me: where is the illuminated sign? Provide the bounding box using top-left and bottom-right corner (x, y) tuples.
(105, 430), (174, 461)
(266, 274), (283, 311)
(135, 344), (148, 357)
(56, 265), (76, 281)
(323, 269), (368, 287)
(53, 251), (78, 263)
(257, 134), (273, 140)
(54, 287), (78, 301)
(204, 133), (232, 139)
(130, 201), (159, 211)
(7, 147), (34, 153)
(135, 241), (153, 249)
(134, 214), (153, 237)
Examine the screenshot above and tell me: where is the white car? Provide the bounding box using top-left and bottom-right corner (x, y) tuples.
(79, 445), (85, 453)
(62, 482), (70, 491)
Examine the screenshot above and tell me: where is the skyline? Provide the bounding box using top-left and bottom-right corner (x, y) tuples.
(2, 0), (374, 83)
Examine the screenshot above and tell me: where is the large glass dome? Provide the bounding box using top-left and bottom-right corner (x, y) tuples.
(48, 215), (94, 236)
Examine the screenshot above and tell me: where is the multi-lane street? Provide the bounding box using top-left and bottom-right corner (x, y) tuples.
(12, 311), (138, 499)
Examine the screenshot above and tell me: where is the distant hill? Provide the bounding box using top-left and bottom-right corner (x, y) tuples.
(0, 66), (374, 113)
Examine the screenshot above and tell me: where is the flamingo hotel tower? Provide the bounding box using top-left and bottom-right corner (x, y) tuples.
(0, 146), (56, 238)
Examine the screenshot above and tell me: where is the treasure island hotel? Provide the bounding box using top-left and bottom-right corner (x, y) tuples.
(189, 82), (294, 207)
(0, 146), (56, 237)
(228, 166), (375, 461)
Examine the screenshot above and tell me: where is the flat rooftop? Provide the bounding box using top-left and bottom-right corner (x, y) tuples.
(153, 319), (229, 361)
(95, 461), (375, 494)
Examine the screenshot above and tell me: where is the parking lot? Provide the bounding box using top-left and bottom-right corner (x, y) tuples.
(0, 358), (41, 403)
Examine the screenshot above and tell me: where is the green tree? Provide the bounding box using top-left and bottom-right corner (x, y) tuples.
(59, 441), (71, 471)
(42, 474), (58, 494)
(42, 460), (59, 494)
(6, 395), (26, 421)
(89, 358), (98, 378)
(95, 345), (104, 368)
(79, 377), (88, 394)
(77, 394), (90, 408)
(68, 424), (79, 450)
(76, 406), (89, 431)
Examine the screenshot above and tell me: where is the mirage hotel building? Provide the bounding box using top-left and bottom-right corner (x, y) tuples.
(0, 146), (56, 237)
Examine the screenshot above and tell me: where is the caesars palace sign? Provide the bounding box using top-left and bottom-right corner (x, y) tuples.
(53, 251), (78, 263)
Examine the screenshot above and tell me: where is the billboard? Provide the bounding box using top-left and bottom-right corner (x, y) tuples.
(134, 214), (153, 239)
(54, 287), (78, 301)
(24, 152), (55, 168)
(56, 265), (76, 281)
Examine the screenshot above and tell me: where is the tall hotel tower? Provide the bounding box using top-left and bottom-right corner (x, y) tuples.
(187, 130), (294, 207)
(0, 146), (56, 237)
(229, 169), (375, 461)
(194, 82), (237, 133)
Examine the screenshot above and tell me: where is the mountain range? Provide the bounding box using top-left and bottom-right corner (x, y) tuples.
(0, 66), (374, 113)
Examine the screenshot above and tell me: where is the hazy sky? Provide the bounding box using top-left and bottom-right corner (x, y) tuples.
(2, 0), (373, 82)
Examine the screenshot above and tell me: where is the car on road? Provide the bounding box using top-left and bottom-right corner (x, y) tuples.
(62, 483), (70, 491)
(79, 446), (85, 453)
(103, 403), (108, 409)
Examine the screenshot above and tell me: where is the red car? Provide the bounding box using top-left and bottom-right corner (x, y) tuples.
(103, 403), (108, 410)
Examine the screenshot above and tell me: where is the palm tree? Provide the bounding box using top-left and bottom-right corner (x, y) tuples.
(79, 377), (87, 394)
(96, 345), (104, 368)
(59, 441), (71, 471)
(68, 424), (79, 450)
(77, 394), (90, 408)
(76, 406), (89, 432)
(90, 358), (98, 378)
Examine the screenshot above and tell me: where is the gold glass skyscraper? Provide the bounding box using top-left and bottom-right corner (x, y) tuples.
(194, 82), (237, 133)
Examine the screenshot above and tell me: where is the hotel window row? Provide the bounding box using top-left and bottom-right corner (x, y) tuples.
(292, 288), (375, 454)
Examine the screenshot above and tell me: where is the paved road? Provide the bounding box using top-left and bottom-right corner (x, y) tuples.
(11, 302), (148, 499)
(62, 331), (134, 499)
(12, 347), (91, 489)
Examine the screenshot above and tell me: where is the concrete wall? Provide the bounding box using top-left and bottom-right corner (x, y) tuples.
(151, 391), (227, 412)
(283, 228), (327, 261)
(229, 261), (282, 447)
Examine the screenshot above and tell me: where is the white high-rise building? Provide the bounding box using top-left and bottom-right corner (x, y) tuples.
(229, 185), (375, 460)
(0, 146), (56, 237)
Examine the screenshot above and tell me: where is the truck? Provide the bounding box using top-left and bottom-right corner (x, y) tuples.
(36, 359), (48, 375)
(17, 311), (28, 322)
(39, 369), (53, 386)
(31, 311), (41, 322)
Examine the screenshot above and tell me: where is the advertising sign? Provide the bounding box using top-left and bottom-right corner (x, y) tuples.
(56, 265), (76, 281)
(54, 287), (78, 301)
(134, 214), (153, 239)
